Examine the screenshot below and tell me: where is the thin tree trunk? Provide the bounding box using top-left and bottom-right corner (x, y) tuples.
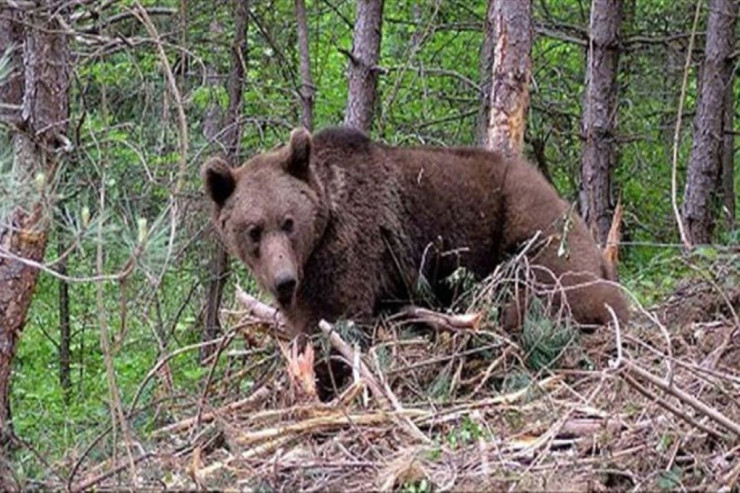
(477, 0), (496, 146)
(345, 0), (384, 132)
(484, 0), (533, 157)
(295, 0), (314, 131)
(202, 248), (229, 362)
(578, 0), (623, 246)
(0, 9), (22, 127)
(683, 0), (738, 245)
(201, 27), (224, 362)
(0, 3), (70, 442)
(58, 225), (71, 402)
(222, 0), (249, 160)
(721, 71), (735, 229)
(201, 0), (249, 362)
(179, 0), (187, 86)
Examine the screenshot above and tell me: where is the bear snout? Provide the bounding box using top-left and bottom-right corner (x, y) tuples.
(273, 272), (298, 306)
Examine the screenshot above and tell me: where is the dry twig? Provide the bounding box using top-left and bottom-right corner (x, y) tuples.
(624, 361), (740, 437)
(670, 0), (702, 249)
(153, 386), (273, 437)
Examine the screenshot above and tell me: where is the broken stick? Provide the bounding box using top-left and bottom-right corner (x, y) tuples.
(396, 305), (483, 331)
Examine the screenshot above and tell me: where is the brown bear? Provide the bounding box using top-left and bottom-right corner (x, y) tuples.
(201, 126), (629, 338)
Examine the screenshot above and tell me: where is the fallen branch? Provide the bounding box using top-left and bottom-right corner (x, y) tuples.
(470, 347), (514, 397)
(396, 306), (483, 331)
(558, 417), (625, 437)
(625, 361), (739, 437)
(417, 375), (563, 426)
(622, 373), (723, 440)
(72, 452), (154, 492)
(235, 409), (428, 446)
(195, 435), (295, 481)
(193, 409), (430, 482)
(243, 403), (347, 426)
(319, 320), (431, 443)
(234, 285), (294, 340)
(153, 385), (272, 437)
(318, 320), (391, 408)
(234, 286), (283, 322)
(233, 291), (428, 439)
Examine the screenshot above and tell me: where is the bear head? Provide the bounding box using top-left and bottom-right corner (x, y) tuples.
(201, 128), (328, 309)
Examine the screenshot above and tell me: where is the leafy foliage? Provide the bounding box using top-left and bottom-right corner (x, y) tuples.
(520, 298), (578, 371)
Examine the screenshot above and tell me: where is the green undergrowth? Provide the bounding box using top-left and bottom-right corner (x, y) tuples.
(520, 298), (580, 372)
(620, 240), (739, 308)
(10, 263), (258, 481)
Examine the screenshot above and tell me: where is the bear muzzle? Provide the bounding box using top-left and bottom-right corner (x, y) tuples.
(273, 272), (298, 307)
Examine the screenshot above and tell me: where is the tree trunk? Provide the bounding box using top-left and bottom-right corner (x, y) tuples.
(683, 0), (738, 245)
(345, 0), (384, 132)
(201, 36), (224, 362)
(295, 0), (314, 131)
(721, 70), (735, 229)
(58, 226), (71, 402)
(484, 0), (533, 157)
(578, 0), (623, 246)
(222, 0), (249, 160)
(0, 3), (70, 442)
(201, 0), (249, 362)
(477, 0), (496, 146)
(0, 9), (22, 127)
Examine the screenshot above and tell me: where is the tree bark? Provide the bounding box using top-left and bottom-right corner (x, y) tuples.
(578, 0), (623, 246)
(200, 26), (224, 362)
(0, 9), (22, 127)
(0, 3), (70, 442)
(683, 0), (738, 245)
(721, 69), (735, 229)
(58, 226), (71, 402)
(222, 0), (249, 160)
(345, 0), (384, 132)
(484, 0), (533, 157)
(295, 0), (314, 131)
(477, 0), (496, 146)
(201, 0), (249, 362)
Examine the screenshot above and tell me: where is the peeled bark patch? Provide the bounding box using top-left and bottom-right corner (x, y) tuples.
(345, 0), (385, 133)
(484, 0), (532, 157)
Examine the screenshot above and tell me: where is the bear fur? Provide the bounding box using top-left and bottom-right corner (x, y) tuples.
(202, 126), (629, 337)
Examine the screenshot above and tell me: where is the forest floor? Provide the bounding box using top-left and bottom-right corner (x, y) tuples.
(63, 254), (739, 492)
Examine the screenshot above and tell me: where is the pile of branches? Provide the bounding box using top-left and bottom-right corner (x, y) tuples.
(67, 255), (739, 491)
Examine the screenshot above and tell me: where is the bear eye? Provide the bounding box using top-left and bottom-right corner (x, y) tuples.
(247, 225), (262, 243)
(282, 217), (294, 234)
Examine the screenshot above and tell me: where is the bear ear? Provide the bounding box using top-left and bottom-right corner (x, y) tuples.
(201, 156), (235, 207)
(285, 127), (312, 180)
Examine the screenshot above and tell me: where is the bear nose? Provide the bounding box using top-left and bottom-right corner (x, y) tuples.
(274, 274), (297, 303)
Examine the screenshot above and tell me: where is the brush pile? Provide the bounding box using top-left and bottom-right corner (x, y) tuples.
(68, 254), (739, 491)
